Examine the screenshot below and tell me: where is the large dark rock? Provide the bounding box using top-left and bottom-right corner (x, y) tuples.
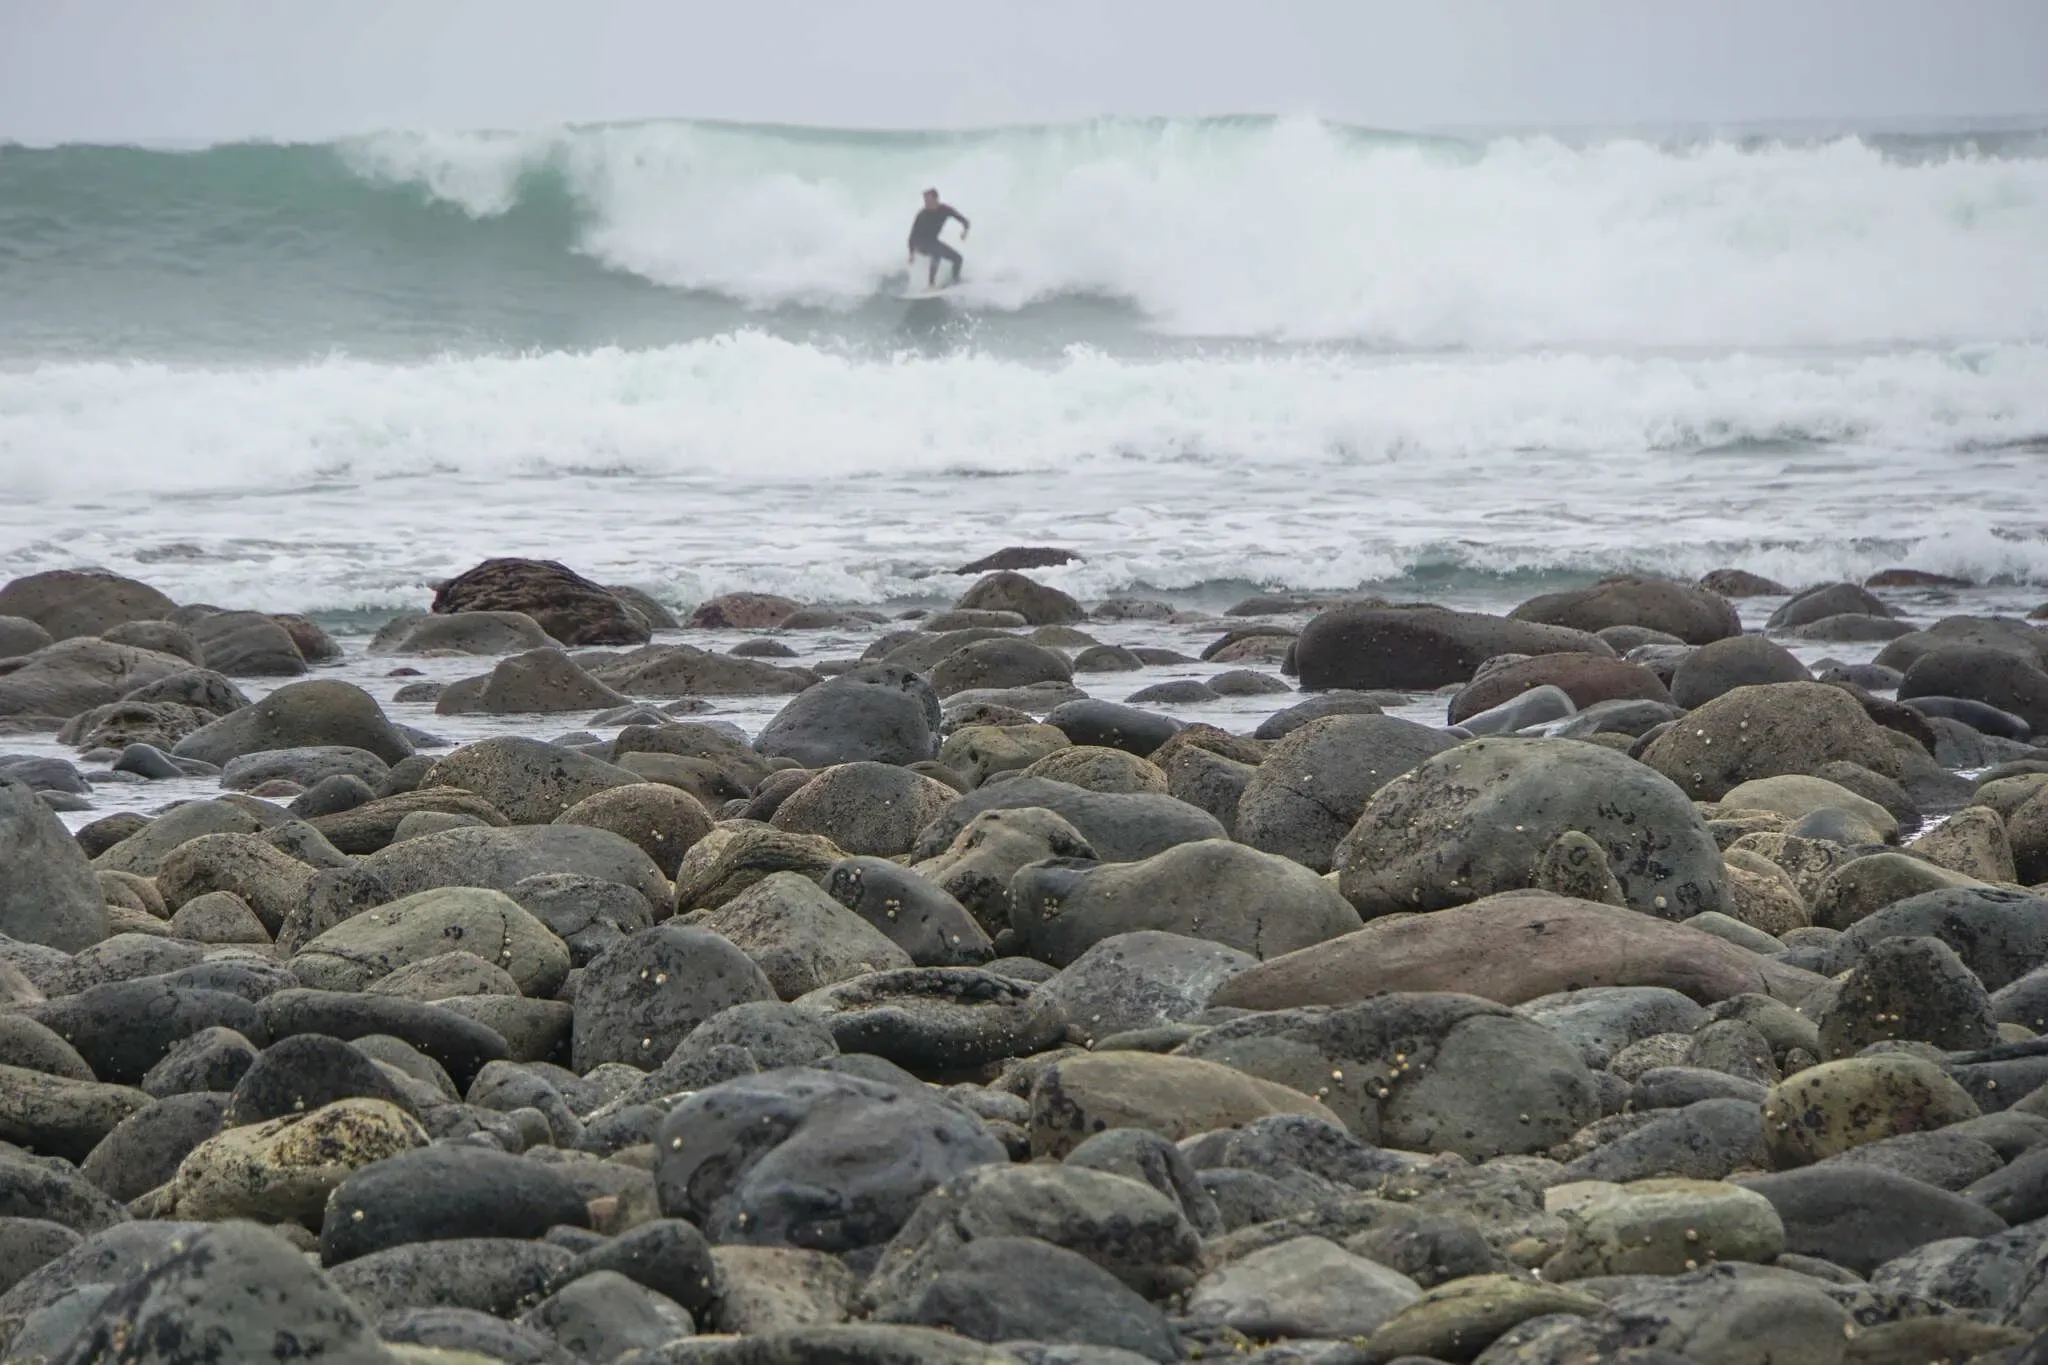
(52, 1221), (390, 1365)
(1236, 715), (1458, 873)
(1669, 636), (1811, 709)
(223, 1034), (416, 1126)
(1008, 840), (1361, 966)
(0, 640), (192, 721)
(872, 1235), (1178, 1360)
(320, 1144), (590, 1265)
(770, 763), (958, 858)
(1510, 576), (1742, 645)
(1901, 645), (2048, 735)
(369, 610), (561, 656)
(794, 967), (1065, 1077)
(79, 1093), (230, 1202)
(1043, 699), (1181, 756)
(0, 570), (175, 642)
(1639, 681), (1903, 800)
(0, 780), (108, 951)
(187, 610), (308, 677)
(1335, 737), (1726, 920)
(1826, 886), (2048, 992)
(435, 647), (629, 716)
(28, 982), (264, 1087)
(0, 1065), (153, 1166)
(824, 857), (991, 966)
(363, 825), (670, 915)
(172, 680), (413, 766)
(420, 735), (637, 825)
(585, 643), (811, 697)
(432, 557), (652, 647)
(755, 666), (940, 767)
(930, 639), (1073, 698)
(1767, 582), (1895, 631)
(573, 925), (777, 1072)
(259, 989), (510, 1089)
(1737, 1165), (2005, 1275)
(1294, 603), (1612, 691)
(655, 1067), (1007, 1251)
(325, 1238), (576, 1319)
(954, 571), (1084, 625)
(909, 777), (1224, 864)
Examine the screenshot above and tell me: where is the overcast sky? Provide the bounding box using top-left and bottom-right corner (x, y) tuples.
(2, 0), (2044, 144)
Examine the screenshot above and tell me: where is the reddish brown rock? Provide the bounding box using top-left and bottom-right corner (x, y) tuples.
(953, 547), (1081, 574)
(1698, 569), (1790, 598)
(688, 593), (804, 630)
(1210, 891), (1823, 1011)
(431, 558), (651, 647)
(1449, 653), (1671, 725)
(1865, 569), (1972, 589)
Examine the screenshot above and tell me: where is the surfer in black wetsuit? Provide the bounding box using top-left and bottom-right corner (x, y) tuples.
(908, 188), (969, 287)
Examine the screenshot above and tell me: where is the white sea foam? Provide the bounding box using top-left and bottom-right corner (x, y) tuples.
(340, 117), (2048, 347)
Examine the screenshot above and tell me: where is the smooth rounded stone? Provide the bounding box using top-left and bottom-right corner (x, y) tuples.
(555, 1219), (721, 1323)
(159, 1095), (426, 1226)
(1913, 806), (2018, 885)
(0, 615), (55, 661)
(1766, 582), (1893, 631)
(414, 735), (633, 825)
(286, 773), (380, 822)
(655, 1066), (1007, 1252)
(868, 1162), (1204, 1312)
(1452, 683), (1576, 736)
(911, 776), (1224, 865)
(1738, 1165), (2007, 1276)
(700, 1246), (858, 1336)
(937, 723), (1071, 789)
(1363, 1273), (1604, 1363)
(953, 570), (1084, 625)
(503, 874), (649, 970)
(1011, 840), (1361, 968)
(793, 968), (1066, 1078)
(1899, 645), (2048, 737)
(1529, 831), (1628, 907)
(290, 884), (571, 999)
(260, 989), (509, 1091)
(930, 638), (1073, 700)
(364, 824), (670, 919)
(1030, 700), (1176, 759)
(0, 1061), (154, 1172)
(1817, 935), (1997, 1060)
(753, 666), (941, 770)
(428, 558), (650, 646)
(0, 1146), (129, 1237)
(1215, 893), (1822, 1014)
(1629, 1066), (1770, 1111)
(0, 1217), (79, 1300)
(1451, 654), (1671, 728)
(548, 783), (714, 881)
(1183, 1235), (1423, 1342)
(823, 857), (991, 968)
(315, 1142), (588, 1267)
(1235, 715), (1458, 874)
(1720, 775), (1899, 846)
(0, 780), (108, 952)
(1547, 698), (1686, 742)
(686, 871), (914, 1001)
(71, 1089), (225, 1202)
(1516, 988), (1708, 1070)
(0, 1012), (95, 1082)
(1023, 746), (1168, 795)
(1334, 737), (1727, 921)
(325, 1235), (578, 1319)
(518, 1268), (695, 1361)
(161, 889), (270, 946)
(171, 679), (412, 769)
(90, 798), (264, 878)
(222, 1032), (416, 1127)
(1542, 1178), (1784, 1279)
(1252, 692), (1400, 741)
(139, 1026), (258, 1098)
(217, 745), (391, 796)
(1667, 635), (1812, 711)
(0, 756), (91, 797)
(572, 925), (777, 1072)
(1686, 1018), (1781, 1086)
(1195, 1168), (1315, 1232)
(1291, 603), (1609, 692)
(438, 646), (630, 717)
(1763, 1055), (1980, 1168)
(49, 1220), (392, 1365)
(1158, 742), (1257, 839)
(767, 761), (957, 859)
(1826, 887), (2048, 992)
(1027, 1051), (1339, 1158)
(390, 809), (490, 844)
(1119, 679), (1215, 706)
(1038, 932), (1255, 1047)
(1562, 1098), (1768, 1185)
(1205, 670), (1289, 699)
(107, 743), (183, 781)
(1606, 1032), (1696, 1082)
(1640, 681), (1903, 802)
(376, 1306), (573, 1365)
(27, 978), (266, 1087)
(372, 609), (562, 658)
(182, 610), (306, 678)
(307, 789), (509, 856)
(1903, 694), (2035, 747)
(0, 638), (193, 723)
(671, 825), (844, 915)
(1536, 1265), (1853, 1364)
(908, 811), (1090, 940)
(869, 1235), (1175, 1361)
(1509, 577), (1742, 646)
(1062, 1127), (1221, 1237)
(1816, 1129), (2004, 1193)
(367, 949), (522, 1003)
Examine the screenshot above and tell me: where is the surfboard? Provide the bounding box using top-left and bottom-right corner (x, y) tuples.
(897, 281), (955, 301)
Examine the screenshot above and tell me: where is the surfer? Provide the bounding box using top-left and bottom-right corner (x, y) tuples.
(907, 188), (969, 288)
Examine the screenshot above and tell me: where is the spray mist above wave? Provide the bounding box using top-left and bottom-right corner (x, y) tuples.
(329, 114), (2048, 347)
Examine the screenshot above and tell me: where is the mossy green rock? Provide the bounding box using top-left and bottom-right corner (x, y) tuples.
(1362, 1273), (1602, 1363)
(1762, 1055), (1979, 1168)
(1541, 1177), (1784, 1279)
